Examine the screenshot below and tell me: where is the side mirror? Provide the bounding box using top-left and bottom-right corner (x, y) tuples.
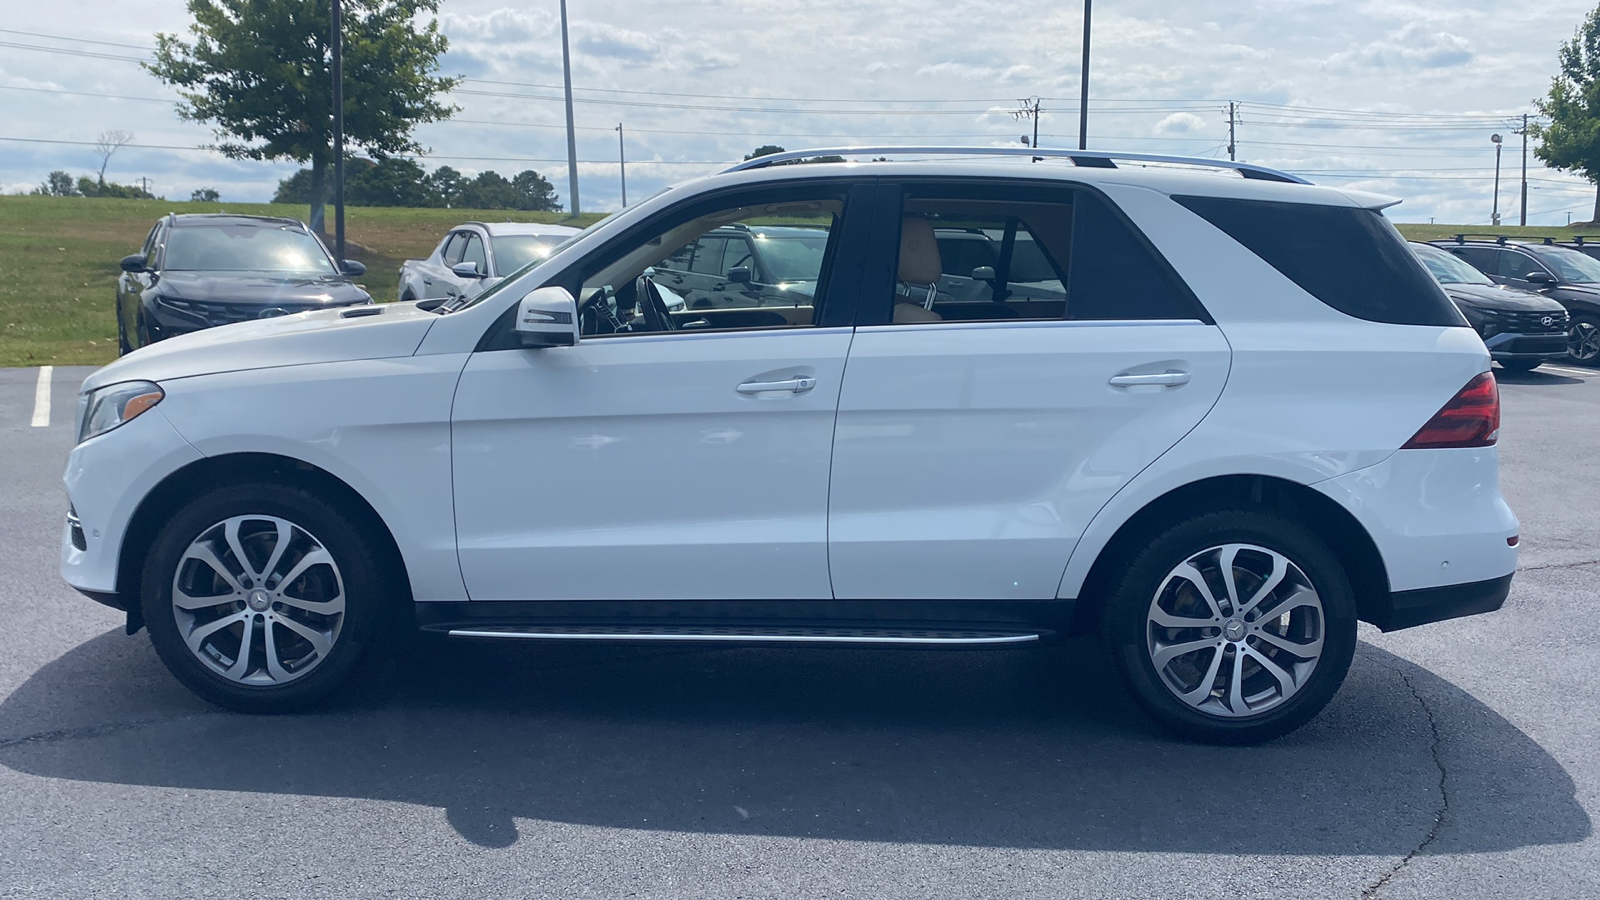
(514, 286), (579, 348)
(971, 266), (996, 281)
(1525, 271), (1556, 285)
(341, 259), (367, 277)
(119, 254), (146, 273)
(452, 261), (485, 279)
(726, 266), (753, 284)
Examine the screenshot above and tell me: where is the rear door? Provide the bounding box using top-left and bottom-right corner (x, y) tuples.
(826, 181), (1231, 600)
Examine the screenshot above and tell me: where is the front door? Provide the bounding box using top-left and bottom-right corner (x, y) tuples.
(826, 181), (1232, 600)
(451, 181), (867, 602)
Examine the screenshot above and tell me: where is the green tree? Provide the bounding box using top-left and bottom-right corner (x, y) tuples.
(745, 144), (786, 160)
(347, 156), (435, 207)
(511, 170), (561, 211)
(426, 165), (465, 207)
(457, 171), (518, 209)
(1533, 5), (1600, 223)
(34, 171), (78, 197)
(147, 0), (459, 232)
(190, 187), (221, 202)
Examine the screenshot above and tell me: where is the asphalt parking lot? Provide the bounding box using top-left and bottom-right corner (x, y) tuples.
(0, 363), (1595, 899)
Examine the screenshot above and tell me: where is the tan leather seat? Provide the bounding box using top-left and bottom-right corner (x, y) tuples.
(894, 215), (944, 323)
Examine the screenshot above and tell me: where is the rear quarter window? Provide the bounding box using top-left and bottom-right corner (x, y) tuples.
(1175, 196), (1465, 327)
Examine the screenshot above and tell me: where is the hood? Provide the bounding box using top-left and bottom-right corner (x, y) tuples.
(156, 270), (371, 306)
(83, 303), (439, 392)
(1444, 282), (1567, 312)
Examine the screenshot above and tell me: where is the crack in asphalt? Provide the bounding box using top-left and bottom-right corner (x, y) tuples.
(0, 712), (224, 753)
(1518, 558), (1600, 573)
(1361, 664), (1450, 899)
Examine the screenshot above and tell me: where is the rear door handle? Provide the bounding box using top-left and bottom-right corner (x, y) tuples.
(1109, 371), (1191, 387)
(737, 377), (816, 394)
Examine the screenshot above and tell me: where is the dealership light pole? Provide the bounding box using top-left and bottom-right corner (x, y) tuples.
(616, 122), (626, 207)
(1078, 0), (1091, 149)
(330, 0), (346, 258)
(1491, 133), (1502, 227)
(559, 0), (580, 216)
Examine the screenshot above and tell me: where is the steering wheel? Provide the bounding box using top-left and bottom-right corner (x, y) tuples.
(635, 274), (678, 332)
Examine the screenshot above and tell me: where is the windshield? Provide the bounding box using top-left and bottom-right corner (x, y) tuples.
(165, 224), (336, 275)
(752, 233), (828, 282)
(1533, 246), (1600, 284)
(446, 219), (606, 313)
(1412, 244), (1492, 285)
(493, 234), (572, 272)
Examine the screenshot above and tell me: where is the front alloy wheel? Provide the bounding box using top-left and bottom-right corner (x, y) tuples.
(1569, 316), (1600, 365)
(172, 515), (345, 686)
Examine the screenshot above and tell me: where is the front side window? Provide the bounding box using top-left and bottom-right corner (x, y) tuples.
(574, 194), (845, 336)
(442, 233), (468, 266)
(163, 223), (336, 275)
(1176, 195), (1462, 327)
(461, 233), (488, 273)
(886, 186), (1199, 324)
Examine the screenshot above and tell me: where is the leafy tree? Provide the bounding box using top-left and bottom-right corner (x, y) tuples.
(191, 187), (221, 202)
(745, 144), (786, 160)
(347, 156), (435, 207)
(457, 171), (518, 209)
(273, 168), (315, 204)
(1533, 5), (1600, 223)
(426, 165), (466, 207)
(77, 177), (156, 199)
(147, 0), (459, 232)
(34, 171), (77, 196)
(512, 170), (561, 212)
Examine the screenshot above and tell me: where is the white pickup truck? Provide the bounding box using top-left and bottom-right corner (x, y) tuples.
(397, 221), (580, 306)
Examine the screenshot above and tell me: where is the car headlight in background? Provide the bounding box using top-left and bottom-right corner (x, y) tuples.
(78, 381), (164, 444)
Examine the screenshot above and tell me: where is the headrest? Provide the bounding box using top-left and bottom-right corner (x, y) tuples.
(898, 216), (943, 284)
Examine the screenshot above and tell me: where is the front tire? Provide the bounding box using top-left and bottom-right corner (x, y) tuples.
(1568, 315), (1600, 366)
(1100, 510), (1358, 744)
(141, 482), (393, 713)
(116, 303), (132, 356)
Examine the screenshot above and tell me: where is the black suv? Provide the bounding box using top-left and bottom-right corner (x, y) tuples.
(1430, 234), (1600, 366)
(1410, 242), (1569, 372)
(116, 214), (372, 354)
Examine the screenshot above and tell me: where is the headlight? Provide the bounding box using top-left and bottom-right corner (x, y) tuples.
(78, 381), (164, 444)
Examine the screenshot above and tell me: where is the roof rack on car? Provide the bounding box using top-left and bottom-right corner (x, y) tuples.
(1567, 235), (1600, 245)
(722, 146), (1311, 185)
(1450, 233), (1509, 245)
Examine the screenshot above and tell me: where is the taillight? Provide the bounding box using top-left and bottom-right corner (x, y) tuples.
(1402, 372), (1499, 449)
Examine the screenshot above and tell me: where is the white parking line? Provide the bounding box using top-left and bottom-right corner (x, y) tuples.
(1540, 365), (1593, 378)
(29, 366), (52, 427)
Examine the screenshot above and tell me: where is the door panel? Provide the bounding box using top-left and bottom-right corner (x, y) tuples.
(827, 320), (1230, 600)
(451, 328), (854, 601)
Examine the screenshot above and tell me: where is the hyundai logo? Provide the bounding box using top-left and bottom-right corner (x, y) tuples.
(1543, 315), (1555, 326)
(258, 308), (289, 319)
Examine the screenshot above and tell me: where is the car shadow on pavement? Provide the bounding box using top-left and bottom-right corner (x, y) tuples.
(1493, 367), (1586, 385)
(0, 629), (1589, 855)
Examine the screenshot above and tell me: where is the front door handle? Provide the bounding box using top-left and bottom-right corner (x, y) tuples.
(1109, 370), (1191, 387)
(737, 376), (816, 394)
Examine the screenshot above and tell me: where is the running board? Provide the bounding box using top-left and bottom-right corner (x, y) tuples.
(445, 624), (1041, 645)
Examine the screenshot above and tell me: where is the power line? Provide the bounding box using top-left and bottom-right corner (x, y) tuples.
(0, 27), (155, 52)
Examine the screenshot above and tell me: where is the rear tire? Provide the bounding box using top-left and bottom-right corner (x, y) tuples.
(1100, 509), (1358, 744)
(1497, 359), (1542, 373)
(141, 482), (395, 713)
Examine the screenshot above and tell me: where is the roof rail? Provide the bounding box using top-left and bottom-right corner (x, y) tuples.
(722, 146), (1310, 185)
(1566, 234), (1600, 245)
(1450, 233), (1509, 245)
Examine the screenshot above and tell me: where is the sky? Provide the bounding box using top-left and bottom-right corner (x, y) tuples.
(1, 0), (1598, 225)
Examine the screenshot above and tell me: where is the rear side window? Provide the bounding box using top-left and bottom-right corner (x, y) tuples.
(1175, 196), (1463, 327)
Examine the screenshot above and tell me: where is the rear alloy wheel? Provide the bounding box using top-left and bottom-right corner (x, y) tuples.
(1569, 315), (1600, 366)
(142, 483), (391, 712)
(1102, 510), (1357, 744)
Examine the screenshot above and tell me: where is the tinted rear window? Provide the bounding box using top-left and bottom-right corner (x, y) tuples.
(1175, 196), (1464, 327)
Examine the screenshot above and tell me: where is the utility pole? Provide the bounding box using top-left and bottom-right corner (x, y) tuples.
(1013, 97), (1042, 160)
(616, 122), (626, 207)
(1491, 133), (1502, 227)
(1227, 101), (1237, 161)
(1078, 0), (1092, 149)
(559, 0), (580, 217)
(1519, 112), (1529, 227)
(330, 0), (346, 260)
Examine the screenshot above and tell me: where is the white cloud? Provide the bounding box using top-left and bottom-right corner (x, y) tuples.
(1155, 112), (1206, 135)
(1327, 22), (1475, 70)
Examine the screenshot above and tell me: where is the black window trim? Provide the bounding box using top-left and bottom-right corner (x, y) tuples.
(856, 177), (1214, 327)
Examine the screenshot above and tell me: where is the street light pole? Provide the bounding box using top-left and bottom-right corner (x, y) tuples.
(559, 0), (580, 216)
(616, 122), (626, 207)
(1078, 0), (1091, 150)
(330, 0), (345, 259)
(1520, 113), (1529, 227)
(1491, 133), (1502, 227)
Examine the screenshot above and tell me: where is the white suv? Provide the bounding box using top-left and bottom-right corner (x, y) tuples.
(61, 147), (1517, 743)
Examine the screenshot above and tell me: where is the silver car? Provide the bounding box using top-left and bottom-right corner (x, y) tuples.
(398, 221), (580, 306)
